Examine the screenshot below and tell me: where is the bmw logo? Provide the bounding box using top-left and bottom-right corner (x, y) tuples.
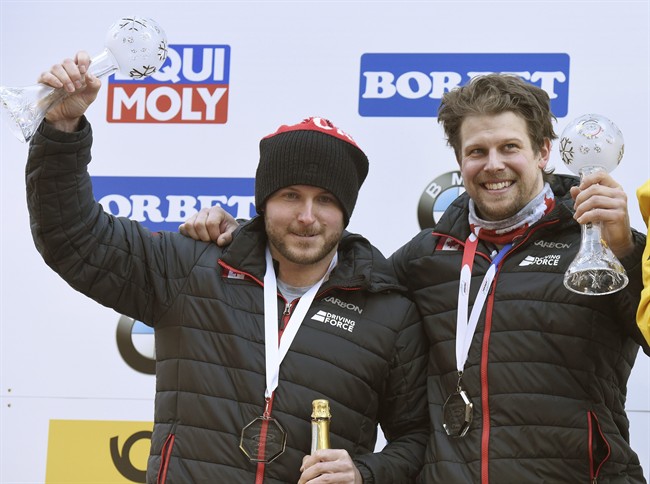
(417, 171), (465, 229)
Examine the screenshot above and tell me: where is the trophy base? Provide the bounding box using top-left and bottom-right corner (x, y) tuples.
(563, 268), (628, 296)
(0, 84), (52, 143)
(0, 87), (29, 143)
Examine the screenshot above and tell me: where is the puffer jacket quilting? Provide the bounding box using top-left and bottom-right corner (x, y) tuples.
(391, 175), (648, 484)
(26, 119), (429, 483)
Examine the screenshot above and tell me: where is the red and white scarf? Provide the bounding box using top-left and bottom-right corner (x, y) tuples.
(468, 183), (555, 245)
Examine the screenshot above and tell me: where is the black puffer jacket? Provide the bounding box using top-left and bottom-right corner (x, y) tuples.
(27, 119), (429, 483)
(391, 175), (649, 483)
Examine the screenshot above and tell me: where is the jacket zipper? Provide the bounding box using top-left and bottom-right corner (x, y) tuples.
(253, 300), (291, 484)
(588, 410), (611, 483)
(476, 219), (560, 484)
(218, 260), (360, 483)
(156, 432), (175, 484)
(253, 396), (278, 484)
(588, 411), (597, 483)
(480, 291), (495, 484)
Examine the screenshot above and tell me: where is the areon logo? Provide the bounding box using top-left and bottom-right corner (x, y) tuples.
(322, 296), (363, 314)
(534, 240), (571, 249)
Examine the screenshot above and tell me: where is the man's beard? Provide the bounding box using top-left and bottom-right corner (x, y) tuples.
(265, 222), (341, 266)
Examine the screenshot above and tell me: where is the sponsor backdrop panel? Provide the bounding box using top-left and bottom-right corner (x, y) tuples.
(1, 1), (648, 482)
(0, 397), (156, 483)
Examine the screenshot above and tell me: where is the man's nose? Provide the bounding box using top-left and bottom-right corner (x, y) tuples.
(484, 149), (505, 170)
(297, 200), (316, 223)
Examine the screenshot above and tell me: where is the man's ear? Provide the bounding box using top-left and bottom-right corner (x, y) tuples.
(538, 138), (552, 169)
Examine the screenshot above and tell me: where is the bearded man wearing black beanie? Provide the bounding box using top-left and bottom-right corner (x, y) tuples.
(26, 50), (428, 484)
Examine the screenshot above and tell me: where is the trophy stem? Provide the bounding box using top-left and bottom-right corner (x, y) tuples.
(88, 49), (119, 79)
(563, 166), (628, 295)
(579, 165), (605, 178)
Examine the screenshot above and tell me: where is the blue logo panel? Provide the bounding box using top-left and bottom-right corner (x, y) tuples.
(359, 53), (570, 117)
(92, 176), (254, 232)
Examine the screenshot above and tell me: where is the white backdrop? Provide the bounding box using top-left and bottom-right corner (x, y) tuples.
(1, 1), (648, 482)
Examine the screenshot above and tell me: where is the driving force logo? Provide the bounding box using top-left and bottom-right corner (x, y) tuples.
(359, 53), (570, 117)
(312, 310), (356, 333)
(107, 44), (230, 123)
(519, 254), (562, 267)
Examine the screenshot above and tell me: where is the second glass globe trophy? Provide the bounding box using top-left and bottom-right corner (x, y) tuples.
(0, 16), (168, 143)
(559, 113), (627, 296)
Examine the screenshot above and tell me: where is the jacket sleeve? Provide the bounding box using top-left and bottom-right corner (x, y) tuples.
(388, 229), (432, 295)
(26, 118), (212, 325)
(636, 179), (650, 350)
(353, 300), (429, 483)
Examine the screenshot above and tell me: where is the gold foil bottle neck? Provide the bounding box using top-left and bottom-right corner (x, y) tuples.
(311, 399), (331, 452)
(311, 399), (331, 420)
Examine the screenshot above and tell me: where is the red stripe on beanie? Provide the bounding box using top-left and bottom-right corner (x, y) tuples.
(263, 117), (361, 150)
(256, 117), (369, 226)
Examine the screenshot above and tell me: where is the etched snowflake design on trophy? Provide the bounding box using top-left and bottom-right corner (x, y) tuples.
(0, 16), (168, 143)
(559, 113), (627, 295)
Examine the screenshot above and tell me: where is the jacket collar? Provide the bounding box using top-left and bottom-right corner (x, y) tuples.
(434, 174), (580, 242)
(219, 216), (406, 294)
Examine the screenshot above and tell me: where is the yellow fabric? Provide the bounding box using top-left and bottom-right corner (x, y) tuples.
(637, 179), (650, 346)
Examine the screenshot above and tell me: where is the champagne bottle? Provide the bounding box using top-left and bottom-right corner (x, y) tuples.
(310, 399), (331, 453)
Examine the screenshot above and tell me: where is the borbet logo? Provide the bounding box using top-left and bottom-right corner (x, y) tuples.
(107, 44), (230, 124)
(359, 53), (570, 117)
(91, 175), (254, 232)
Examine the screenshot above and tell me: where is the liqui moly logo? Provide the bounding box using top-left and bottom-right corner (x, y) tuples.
(107, 44), (231, 124)
(359, 53), (570, 117)
(92, 176), (253, 232)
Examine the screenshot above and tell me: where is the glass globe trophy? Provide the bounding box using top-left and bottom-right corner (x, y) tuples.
(0, 16), (168, 143)
(559, 113), (627, 295)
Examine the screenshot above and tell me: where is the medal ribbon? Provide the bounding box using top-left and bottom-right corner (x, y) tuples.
(263, 246), (338, 399)
(455, 232), (512, 373)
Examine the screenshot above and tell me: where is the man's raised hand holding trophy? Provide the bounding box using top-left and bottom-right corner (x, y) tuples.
(0, 15), (168, 143)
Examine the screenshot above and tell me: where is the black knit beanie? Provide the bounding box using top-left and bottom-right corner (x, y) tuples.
(255, 117), (369, 225)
